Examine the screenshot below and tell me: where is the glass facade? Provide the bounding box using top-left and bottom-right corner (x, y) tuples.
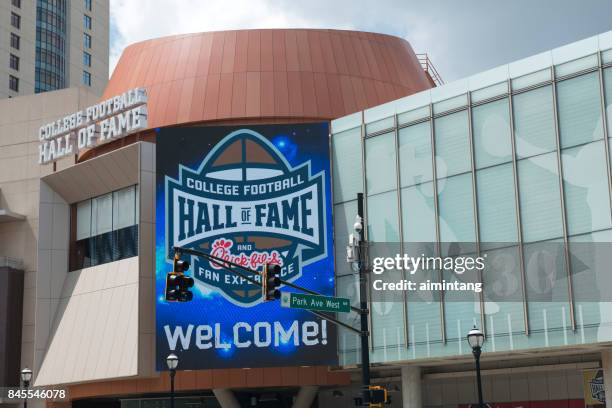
(332, 43), (612, 365)
(35, 0), (67, 93)
(70, 185), (139, 271)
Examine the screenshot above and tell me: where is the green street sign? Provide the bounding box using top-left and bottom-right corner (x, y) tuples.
(280, 292), (351, 313)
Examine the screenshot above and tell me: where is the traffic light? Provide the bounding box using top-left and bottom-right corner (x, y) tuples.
(165, 255), (194, 302)
(368, 385), (389, 406)
(262, 263), (281, 301)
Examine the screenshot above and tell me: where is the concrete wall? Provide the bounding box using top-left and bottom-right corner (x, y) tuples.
(0, 86), (101, 386)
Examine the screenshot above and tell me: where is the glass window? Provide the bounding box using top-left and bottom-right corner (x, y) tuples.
(602, 68), (612, 138)
(399, 121), (432, 187)
(83, 33), (91, 48)
(557, 72), (604, 148)
(471, 82), (508, 103)
(555, 54), (598, 78)
(84, 0), (92, 11)
(12, 0), (21, 8)
(472, 98), (512, 169)
(401, 182), (436, 242)
(9, 54), (19, 71)
(9, 75), (19, 92)
(562, 141), (611, 235)
(113, 186), (137, 230)
(92, 193), (112, 235)
(367, 191), (399, 242)
(365, 132), (396, 195)
(83, 51), (91, 67)
(398, 106), (429, 125)
(434, 110), (471, 178)
(10, 33), (20, 50)
(83, 14), (92, 30)
(366, 117), (394, 135)
(333, 200), (358, 277)
(332, 128), (362, 203)
(11, 13), (20, 29)
(82, 70), (91, 86)
(76, 200), (92, 240)
(72, 186), (139, 271)
(437, 173), (475, 242)
(511, 68), (551, 91)
(517, 152), (563, 242)
(523, 239), (571, 339)
(433, 94), (468, 115)
(513, 85), (556, 158)
(476, 163), (518, 244)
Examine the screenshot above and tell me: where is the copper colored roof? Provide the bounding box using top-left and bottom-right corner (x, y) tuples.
(103, 29), (433, 129)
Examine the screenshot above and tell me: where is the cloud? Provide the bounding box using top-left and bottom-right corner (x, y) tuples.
(108, 0), (354, 77)
(109, 0), (612, 82)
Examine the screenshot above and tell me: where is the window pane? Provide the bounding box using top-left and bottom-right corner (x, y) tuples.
(113, 186), (136, 230)
(76, 200), (91, 240)
(518, 153), (563, 242)
(398, 121), (432, 187)
(603, 67), (612, 137)
(482, 245), (526, 345)
(476, 163), (518, 244)
(562, 141), (611, 235)
(523, 240), (571, 342)
(434, 110), (471, 178)
(365, 132), (396, 195)
(513, 85), (556, 158)
(332, 128), (362, 203)
(557, 72), (604, 148)
(438, 173), (475, 242)
(472, 98), (512, 168)
(92, 193), (112, 235)
(367, 191), (399, 242)
(334, 200), (357, 277)
(401, 182), (436, 242)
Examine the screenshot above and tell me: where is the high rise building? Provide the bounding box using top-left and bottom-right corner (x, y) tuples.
(0, 0), (109, 99)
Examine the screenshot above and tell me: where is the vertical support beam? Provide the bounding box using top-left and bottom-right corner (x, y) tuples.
(429, 106), (446, 343)
(394, 114), (410, 349)
(401, 366), (423, 408)
(551, 68), (577, 331)
(466, 91), (486, 334)
(507, 80), (531, 336)
(360, 111), (374, 352)
(213, 388), (240, 408)
(293, 386), (320, 408)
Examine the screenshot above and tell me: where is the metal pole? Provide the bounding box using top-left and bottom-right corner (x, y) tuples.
(170, 368), (176, 408)
(474, 346), (484, 408)
(23, 382), (28, 408)
(357, 192), (370, 406)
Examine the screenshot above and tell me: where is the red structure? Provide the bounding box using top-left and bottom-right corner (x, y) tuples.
(83, 29), (433, 160)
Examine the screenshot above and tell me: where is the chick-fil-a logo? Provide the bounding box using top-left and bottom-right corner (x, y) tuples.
(209, 238), (282, 271)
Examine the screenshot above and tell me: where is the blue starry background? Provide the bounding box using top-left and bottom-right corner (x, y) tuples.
(155, 123), (336, 370)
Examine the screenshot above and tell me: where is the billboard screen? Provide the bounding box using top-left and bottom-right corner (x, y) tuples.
(155, 123), (336, 370)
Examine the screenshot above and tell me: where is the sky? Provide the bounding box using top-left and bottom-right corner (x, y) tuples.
(109, 0), (612, 83)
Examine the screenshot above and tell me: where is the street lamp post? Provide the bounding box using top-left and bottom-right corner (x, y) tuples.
(166, 353), (178, 408)
(467, 326), (485, 408)
(20, 368), (32, 408)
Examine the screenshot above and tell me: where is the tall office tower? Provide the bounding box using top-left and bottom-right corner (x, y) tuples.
(0, 0), (109, 99)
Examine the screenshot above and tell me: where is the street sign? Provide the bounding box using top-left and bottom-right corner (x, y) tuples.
(280, 292), (351, 313)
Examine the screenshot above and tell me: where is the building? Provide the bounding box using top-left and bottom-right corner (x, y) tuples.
(328, 30), (612, 407)
(0, 0), (109, 99)
(0, 29), (434, 407)
(2, 25), (611, 408)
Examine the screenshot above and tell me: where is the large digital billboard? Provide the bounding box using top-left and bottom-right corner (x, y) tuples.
(155, 123), (336, 370)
